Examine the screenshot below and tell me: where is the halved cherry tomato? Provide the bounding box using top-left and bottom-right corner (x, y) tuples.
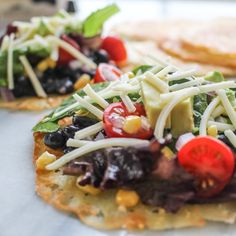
(178, 136), (235, 197)
(103, 102), (153, 139)
(94, 63), (121, 83)
(58, 34), (80, 65)
(101, 36), (127, 66)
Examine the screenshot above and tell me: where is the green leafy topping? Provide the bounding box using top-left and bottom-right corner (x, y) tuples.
(33, 81), (140, 133)
(226, 89), (236, 106)
(32, 121), (60, 133)
(82, 4), (120, 37)
(204, 71), (224, 83)
(132, 65), (153, 75)
(193, 93), (208, 128)
(37, 19), (53, 36)
(168, 78), (189, 86)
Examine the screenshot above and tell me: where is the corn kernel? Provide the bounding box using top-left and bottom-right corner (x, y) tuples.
(127, 72), (135, 79)
(207, 125), (218, 137)
(37, 58), (56, 72)
(76, 176), (101, 196)
(47, 58), (56, 68)
(116, 189), (139, 208)
(161, 146), (175, 160)
(123, 115), (142, 134)
(74, 74), (91, 91)
(36, 151), (56, 170)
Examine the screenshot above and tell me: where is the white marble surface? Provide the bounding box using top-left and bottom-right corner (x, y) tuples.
(1, 1), (236, 235)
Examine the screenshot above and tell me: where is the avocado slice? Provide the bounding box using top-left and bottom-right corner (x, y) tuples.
(141, 80), (171, 129)
(171, 98), (194, 137)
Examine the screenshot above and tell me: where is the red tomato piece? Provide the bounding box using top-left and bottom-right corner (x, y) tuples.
(58, 34), (80, 65)
(94, 63), (121, 83)
(101, 36), (127, 66)
(103, 102), (153, 139)
(178, 136), (235, 197)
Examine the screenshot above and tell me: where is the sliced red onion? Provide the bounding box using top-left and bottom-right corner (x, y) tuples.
(175, 133), (195, 151)
(0, 87), (15, 102)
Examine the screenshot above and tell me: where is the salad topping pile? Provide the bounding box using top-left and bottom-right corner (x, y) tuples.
(34, 55), (236, 211)
(0, 4), (127, 101)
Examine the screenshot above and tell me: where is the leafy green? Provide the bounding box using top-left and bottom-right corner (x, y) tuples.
(168, 78), (188, 86)
(32, 121), (60, 133)
(0, 79), (7, 87)
(33, 82), (109, 132)
(204, 71), (224, 83)
(226, 89), (236, 106)
(192, 93), (208, 128)
(33, 82), (140, 133)
(82, 4), (120, 37)
(132, 65), (153, 75)
(37, 19), (53, 37)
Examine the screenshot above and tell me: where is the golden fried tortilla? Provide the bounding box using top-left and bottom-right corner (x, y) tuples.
(125, 41), (236, 77)
(160, 39), (236, 69)
(0, 95), (68, 111)
(180, 18), (236, 58)
(34, 132), (236, 230)
(113, 19), (236, 75)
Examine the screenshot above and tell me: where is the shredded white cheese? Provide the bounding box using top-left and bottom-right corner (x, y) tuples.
(73, 94), (104, 120)
(145, 71), (169, 93)
(120, 93), (136, 112)
(208, 121), (235, 132)
(170, 78), (205, 91)
(46, 138), (150, 170)
(1, 35), (10, 51)
(166, 68), (196, 81)
(49, 36), (97, 69)
(224, 130), (236, 148)
(155, 65), (173, 79)
(19, 55), (47, 97)
(212, 105), (225, 118)
(218, 89), (236, 129)
(160, 81), (236, 103)
(83, 84), (109, 109)
(7, 34), (15, 90)
(154, 87), (199, 139)
(199, 97), (220, 136)
(74, 121), (103, 140)
(67, 139), (91, 147)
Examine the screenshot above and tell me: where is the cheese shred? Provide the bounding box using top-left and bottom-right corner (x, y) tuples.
(46, 138), (150, 170)
(224, 130), (236, 148)
(73, 94), (104, 120)
(199, 97), (220, 136)
(74, 121), (103, 140)
(7, 34), (15, 90)
(19, 55), (47, 97)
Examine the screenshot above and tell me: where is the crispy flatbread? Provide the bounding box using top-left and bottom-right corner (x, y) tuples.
(160, 39), (236, 69)
(113, 19), (236, 75)
(180, 18), (236, 58)
(125, 41), (236, 77)
(34, 132), (236, 230)
(0, 95), (68, 111)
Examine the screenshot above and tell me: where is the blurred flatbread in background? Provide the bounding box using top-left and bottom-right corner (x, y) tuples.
(124, 41), (236, 77)
(113, 19), (236, 77)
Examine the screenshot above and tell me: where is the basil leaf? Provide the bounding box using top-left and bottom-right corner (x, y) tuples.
(82, 4), (119, 37)
(132, 65), (153, 75)
(32, 121), (60, 133)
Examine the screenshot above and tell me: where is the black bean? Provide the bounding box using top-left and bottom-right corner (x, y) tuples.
(44, 130), (66, 149)
(62, 125), (80, 139)
(72, 115), (98, 129)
